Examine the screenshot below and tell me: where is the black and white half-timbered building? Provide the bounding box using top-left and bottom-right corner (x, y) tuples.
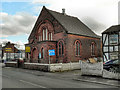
(102, 25), (120, 62)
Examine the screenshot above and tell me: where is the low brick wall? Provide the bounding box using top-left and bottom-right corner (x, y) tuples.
(5, 62), (18, 68)
(4, 62), (81, 72)
(24, 63), (49, 72)
(50, 62), (80, 72)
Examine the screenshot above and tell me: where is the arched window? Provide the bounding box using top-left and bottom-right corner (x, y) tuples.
(59, 42), (61, 55)
(75, 41), (81, 56)
(41, 48), (44, 59)
(46, 29), (48, 40)
(39, 35), (41, 41)
(58, 41), (64, 56)
(42, 28), (48, 41)
(32, 48), (38, 60)
(49, 32), (52, 40)
(91, 42), (95, 56)
(43, 29), (45, 41)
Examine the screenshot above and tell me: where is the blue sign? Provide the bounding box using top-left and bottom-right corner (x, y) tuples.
(49, 49), (55, 56)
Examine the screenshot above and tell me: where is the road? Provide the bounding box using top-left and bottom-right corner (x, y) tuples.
(2, 67), (119, 89)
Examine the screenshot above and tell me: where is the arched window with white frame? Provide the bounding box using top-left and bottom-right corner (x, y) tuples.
(39, 35), (41, 41)
(49, 32), (52, 41)
(42, 28), (48, 41)
(46, 29), (48, 40)
(43, 29), (45, 41)
(75, 40), (81, 56)
(58, 41), (64, 56)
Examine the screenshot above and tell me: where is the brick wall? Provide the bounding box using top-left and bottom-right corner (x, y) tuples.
(28, 7), (65, 42)
(24, 63), (49, 72)
(28, 41), (57, 63)
(26, 7), (102, 64)
(5, 62), (18, 67)
(66, 34), (102, 62)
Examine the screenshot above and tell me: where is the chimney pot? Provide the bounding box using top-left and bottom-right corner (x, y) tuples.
(62, 8), (65, 15)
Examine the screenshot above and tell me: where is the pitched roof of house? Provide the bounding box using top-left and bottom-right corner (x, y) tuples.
(102, 25), (120, 34)
(47, 7), (99, 38)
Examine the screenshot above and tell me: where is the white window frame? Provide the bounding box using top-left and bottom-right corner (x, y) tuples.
(43, 30), (45, 41)
(46, 29), (48, 40)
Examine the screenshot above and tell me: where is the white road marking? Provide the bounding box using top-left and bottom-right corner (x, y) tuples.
(4, 67), (11, 69)
(2, 75), (47, 88)
(19, 80), (47, 88)
(2, 75), (10, 78)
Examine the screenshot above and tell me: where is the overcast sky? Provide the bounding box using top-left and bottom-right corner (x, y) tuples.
(0, 0), (119, 49)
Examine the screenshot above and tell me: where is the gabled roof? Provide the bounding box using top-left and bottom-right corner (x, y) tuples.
(47, 7), (99, 38)
(29, 6), (100, 40)
(102, 25), (120, 34)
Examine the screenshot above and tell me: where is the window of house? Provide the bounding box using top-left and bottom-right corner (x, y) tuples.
(46, 29), (48, 40)
(39, 35), (41, 41)
(91, 42), (95, 56)
(42, 28), (48, 41)
(49, 32), (52, 40)
(59, 43), (61, 55)
(58, 41), (64, 56)
(109, 34), (118, 45)
(75, 41), (81, 56)
(43, 29), (45, 41)
(41, 48), (44, 59)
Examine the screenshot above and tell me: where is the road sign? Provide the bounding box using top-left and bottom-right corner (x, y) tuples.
(25, 46), (30, 52)
(49, 49), (55, 56)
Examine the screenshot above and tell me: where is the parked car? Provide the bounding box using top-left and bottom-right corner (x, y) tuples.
(103, 59), (120, 73)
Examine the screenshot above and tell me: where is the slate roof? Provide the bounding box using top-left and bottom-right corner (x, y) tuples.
(29, 6), (100, 39)
(102, 25), (120, 34)
(47, 8), (99, 38)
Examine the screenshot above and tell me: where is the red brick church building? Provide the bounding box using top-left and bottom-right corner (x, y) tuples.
(25, 6), (102, 63)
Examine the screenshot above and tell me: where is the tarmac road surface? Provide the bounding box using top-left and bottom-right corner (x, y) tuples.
(2, 66), (119, 89)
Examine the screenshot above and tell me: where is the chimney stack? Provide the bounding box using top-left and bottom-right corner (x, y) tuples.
(62, 8), (65, 15)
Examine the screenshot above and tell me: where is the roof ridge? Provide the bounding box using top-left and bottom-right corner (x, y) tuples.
(46, 8), (78, 19)
(102, 24), (120, 34)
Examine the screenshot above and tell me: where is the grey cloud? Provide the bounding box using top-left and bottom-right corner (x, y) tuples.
(15, 13), (36, 26)
(1, 12), (37, 37)
(81, 17), (107, 35)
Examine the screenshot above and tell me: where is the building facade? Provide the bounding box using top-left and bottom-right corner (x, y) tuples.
(2, 42), (25, 60)
(25, 6), (102, 63)
(102, 25), (120, 62)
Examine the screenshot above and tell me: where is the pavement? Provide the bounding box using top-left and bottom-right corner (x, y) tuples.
(73, 75), (120, 87)
(1, 63), (120, 87)
(50, 70), (120, 87)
